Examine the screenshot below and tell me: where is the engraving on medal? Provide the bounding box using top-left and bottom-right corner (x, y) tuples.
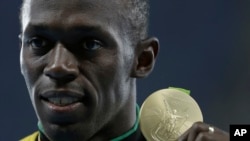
(140, 88), (203, 141)
(150, 96), (189, 141)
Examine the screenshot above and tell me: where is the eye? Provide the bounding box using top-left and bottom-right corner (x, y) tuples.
(28, 37), (48, 48)
(82, 39), (103, 51)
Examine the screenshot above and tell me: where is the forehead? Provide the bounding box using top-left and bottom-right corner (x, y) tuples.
(21, 0), (126, 32)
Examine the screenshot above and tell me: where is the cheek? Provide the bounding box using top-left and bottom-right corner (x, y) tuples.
(93, 52), (133, 98)
(20, 49), (45, 91)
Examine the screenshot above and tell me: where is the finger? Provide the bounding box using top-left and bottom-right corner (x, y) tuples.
(178, 128), (189, 141)
(180, 123), (229, 141)
(195, 131), (229, 141)
(195, 132), (214, 141)
(178, 122), (209, 141)
(187, 122), (209, 141)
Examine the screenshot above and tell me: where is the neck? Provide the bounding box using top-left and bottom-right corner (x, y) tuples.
(91, 93), (137, 141)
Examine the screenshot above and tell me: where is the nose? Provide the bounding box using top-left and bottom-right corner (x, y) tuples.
(44, 43), (79, 83)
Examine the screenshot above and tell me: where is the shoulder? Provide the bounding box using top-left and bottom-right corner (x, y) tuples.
(20, 131), (39, 141)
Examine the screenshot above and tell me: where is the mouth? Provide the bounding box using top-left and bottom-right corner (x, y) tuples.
(44, 96), (80, 106)
(39, 90), (87, 124)
(40, 90), (84, 106)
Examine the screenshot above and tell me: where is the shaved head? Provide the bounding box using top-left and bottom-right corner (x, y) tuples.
(122, 0), (150, 41)
(20, 0), (150, 45)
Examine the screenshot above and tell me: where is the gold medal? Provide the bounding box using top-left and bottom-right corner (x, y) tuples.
(139, 88), (203, 141)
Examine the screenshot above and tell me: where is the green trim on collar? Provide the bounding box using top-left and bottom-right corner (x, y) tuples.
(38, 121), (44, 134)
(111, 104), (140, 141)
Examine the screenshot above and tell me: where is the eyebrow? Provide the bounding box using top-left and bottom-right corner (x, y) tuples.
(22, 23), (117, 46)
(23, 23), (112, 38)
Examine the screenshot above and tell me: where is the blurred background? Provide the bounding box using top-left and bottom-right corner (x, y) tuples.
(0, 0), (250, 140)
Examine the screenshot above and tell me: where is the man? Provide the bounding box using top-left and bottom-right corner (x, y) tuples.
(19, 0), (229, 140)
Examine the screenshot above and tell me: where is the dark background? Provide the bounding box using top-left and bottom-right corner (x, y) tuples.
(1, 1), (250, 140)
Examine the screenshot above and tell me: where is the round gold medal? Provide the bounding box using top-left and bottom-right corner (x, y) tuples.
(139, 88), (203, 141)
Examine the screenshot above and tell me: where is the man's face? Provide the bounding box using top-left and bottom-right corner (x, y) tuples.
(20, 0), (137, 140)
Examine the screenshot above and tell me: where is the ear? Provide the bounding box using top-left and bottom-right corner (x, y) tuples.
(131, 37), (159, 78)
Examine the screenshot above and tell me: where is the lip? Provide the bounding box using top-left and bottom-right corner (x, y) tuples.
(40, 90), (85, 113)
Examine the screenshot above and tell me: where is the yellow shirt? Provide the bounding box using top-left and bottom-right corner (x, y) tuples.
(20, 131), (39, 141)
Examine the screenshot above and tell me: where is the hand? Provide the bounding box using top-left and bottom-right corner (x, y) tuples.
(178, 122), (229, 141)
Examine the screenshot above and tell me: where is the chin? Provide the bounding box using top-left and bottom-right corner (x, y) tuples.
(43, 123), (90, 141)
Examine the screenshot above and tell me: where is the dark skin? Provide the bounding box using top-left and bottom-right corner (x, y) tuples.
(178, 122), (229, 141)
(20, 0), (229, 140)
(20, 0), (158, 140)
